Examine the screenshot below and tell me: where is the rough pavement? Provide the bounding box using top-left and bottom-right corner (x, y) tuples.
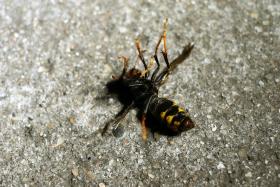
(0, 0), (279, 186)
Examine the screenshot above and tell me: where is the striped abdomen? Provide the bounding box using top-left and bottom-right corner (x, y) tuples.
(148, 96), (194, 134)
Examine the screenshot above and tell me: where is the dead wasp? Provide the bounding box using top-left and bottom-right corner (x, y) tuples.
(102, 19), (195, 141)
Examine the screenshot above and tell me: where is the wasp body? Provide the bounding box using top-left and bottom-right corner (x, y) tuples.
(103, 20), (195, 140)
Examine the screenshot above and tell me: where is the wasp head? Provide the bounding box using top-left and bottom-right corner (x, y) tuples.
(125, 68), (142, 78)
(179, 116), (195, 131)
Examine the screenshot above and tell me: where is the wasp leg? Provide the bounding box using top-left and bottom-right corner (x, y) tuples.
(101, 103), (133, 136)
(141, 57), (155, 78)
(141, 114), (148, 141)
(140, 95), (155, 141)
(162, 18), (170, 69)
(135, 39), (148, 77)
(154, 19), (171, 84)
(152, 131), (161, 141)
(155, 43), (194, 85)
(151, 34), (162, 81)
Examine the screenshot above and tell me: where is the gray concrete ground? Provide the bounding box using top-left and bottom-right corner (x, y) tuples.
(0, 0), (279, 186)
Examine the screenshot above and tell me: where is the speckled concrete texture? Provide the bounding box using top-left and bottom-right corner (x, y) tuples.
(0, 0), (279, 186)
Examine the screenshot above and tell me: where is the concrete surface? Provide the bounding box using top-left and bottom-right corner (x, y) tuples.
(0, 0), (279, 186)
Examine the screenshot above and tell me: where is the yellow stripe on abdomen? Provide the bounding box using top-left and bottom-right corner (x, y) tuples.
(159, 101), (188, 127)
(166, 115), (174, 125)
(160, 111), (166, 119)
(178, 107), (185, 113)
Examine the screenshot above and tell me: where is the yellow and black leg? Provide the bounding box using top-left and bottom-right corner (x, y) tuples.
(162, 18), (170, 69)
(151, 34), (162, 81)
(155, 18), (194, 84)
(154, 18), (171, 84)
(135, 39), (148, 76)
